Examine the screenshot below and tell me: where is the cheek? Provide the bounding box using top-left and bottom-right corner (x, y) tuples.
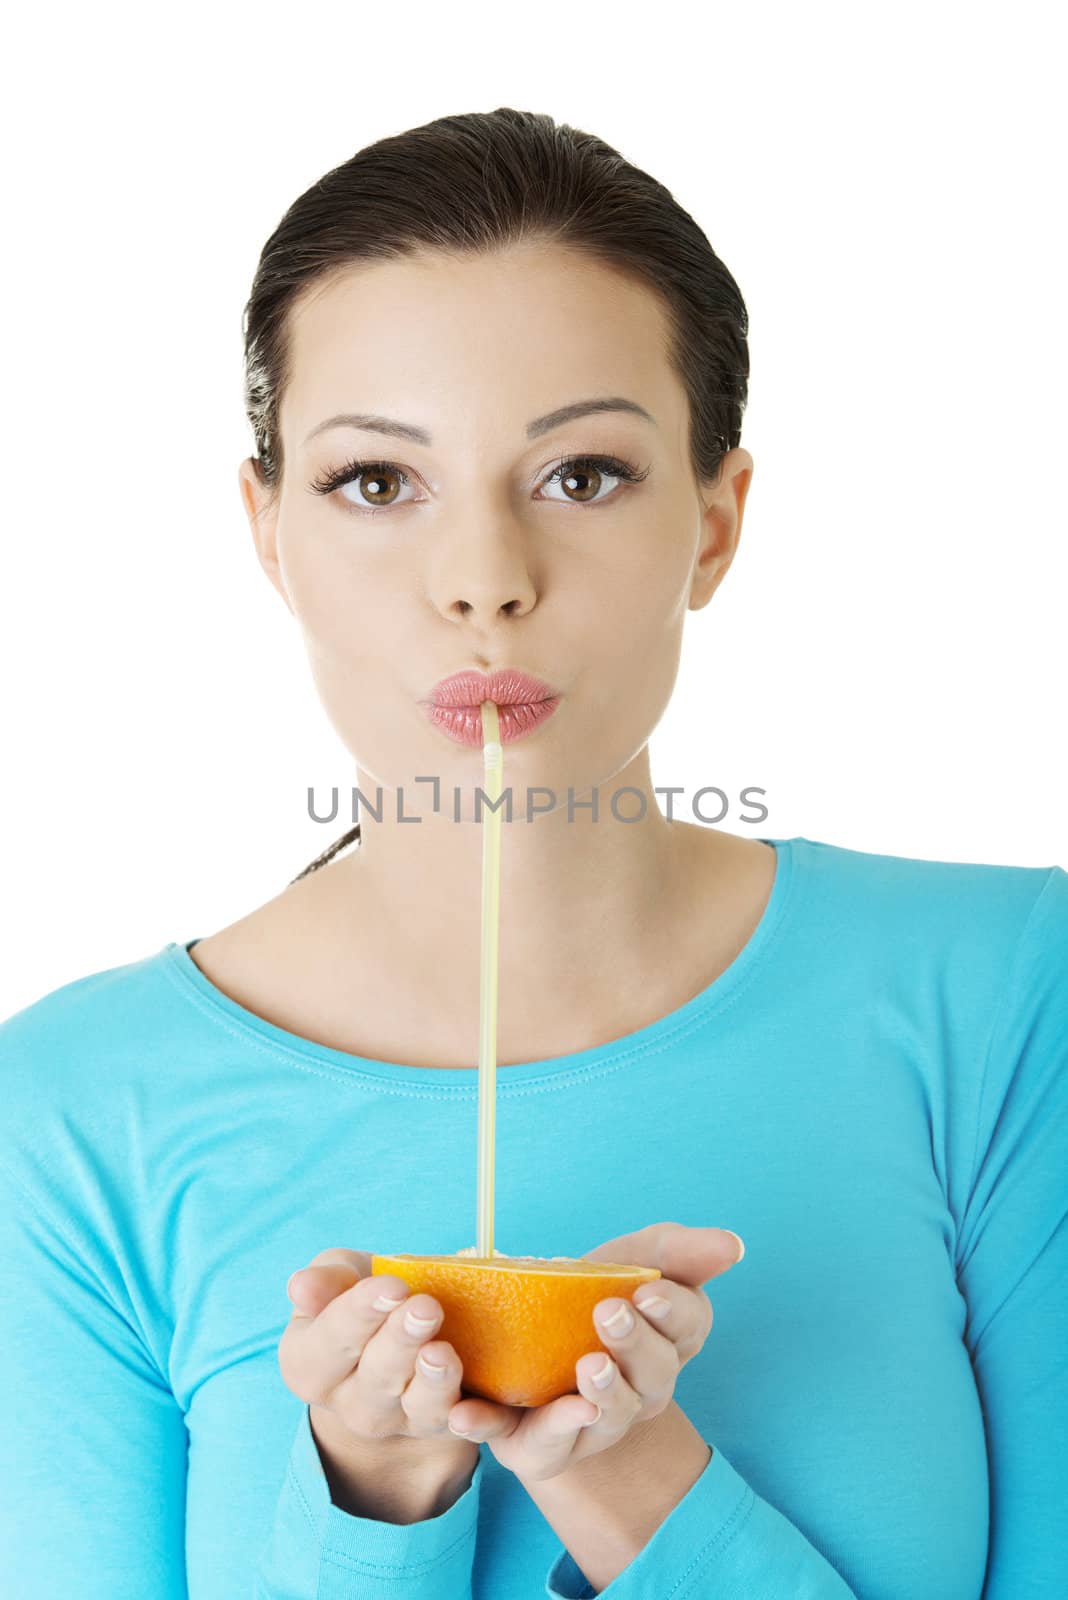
(282, 539), (401, 661)
(280, 551), (419, 768)
(579, 590), (689, 763)
(577, 559), (690, 682)
(300, 637), (415, 784)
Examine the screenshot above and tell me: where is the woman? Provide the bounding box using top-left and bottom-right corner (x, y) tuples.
(1, 107), (1064, 1600)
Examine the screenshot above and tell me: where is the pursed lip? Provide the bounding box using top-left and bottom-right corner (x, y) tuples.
(426, 668), (561, 708)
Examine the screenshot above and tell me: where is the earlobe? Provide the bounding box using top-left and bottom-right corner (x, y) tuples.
(688, 561), (722, 612)
(688, 509), (731, 611)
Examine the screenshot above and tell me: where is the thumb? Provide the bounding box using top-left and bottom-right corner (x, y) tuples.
(659, 1224), (746, 1284)
(582, 1222), (745, 1282)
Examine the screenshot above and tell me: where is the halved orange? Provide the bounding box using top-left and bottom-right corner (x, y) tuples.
(370, 1252), (662, 1407)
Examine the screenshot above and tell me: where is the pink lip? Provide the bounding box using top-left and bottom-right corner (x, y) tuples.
(428, 668), (559, 707)
(422, 668), (562, 747)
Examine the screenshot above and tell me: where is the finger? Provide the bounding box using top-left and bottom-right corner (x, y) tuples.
(582, 1222), (744, 1286)
(335, 1291), (448, 1434)
(281, 1268), (412, 1402)
(574, 1348), (645, 1433)
(452, 1390), (603, 1477)
(447, 1396), (525, 1439)
(632, 1280), (714, 1359)
(584, 1293), (682, 1412)
(401, 1339), (467, 1435)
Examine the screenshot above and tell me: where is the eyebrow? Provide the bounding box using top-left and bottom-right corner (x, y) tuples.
(302, 395), (656, 448)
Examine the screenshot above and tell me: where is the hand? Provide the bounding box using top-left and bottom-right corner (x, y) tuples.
(446, 1222), (743, 1483)
(278, 1247), (479, 1470)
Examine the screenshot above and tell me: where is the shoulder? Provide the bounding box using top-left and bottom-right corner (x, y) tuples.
(0, 943), (181, 1066)
(786, 838), (1066, 1068)
(0, 943), (193, 1181)
(790, 835), (1064, 958)
(792, 842), (1068, 1211)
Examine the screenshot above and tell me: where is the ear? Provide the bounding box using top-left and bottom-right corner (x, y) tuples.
(238, 458), (293, 616)
(689, 448), (754, 612)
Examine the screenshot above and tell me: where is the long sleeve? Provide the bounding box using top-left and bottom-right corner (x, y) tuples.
(0, 1142), (484, 1600)
(954, 864), (1068, 1597)
(543, 1443), (859, 1598)
(0, 1151), (190, 1598)
(255, 1403), (482, 1598)
(546, 867), (1068, 1600)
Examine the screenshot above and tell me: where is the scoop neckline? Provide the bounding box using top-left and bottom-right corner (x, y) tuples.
(158, 835), (801, 1089)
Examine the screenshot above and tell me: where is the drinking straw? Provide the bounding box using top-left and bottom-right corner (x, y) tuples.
(476, 699), (503, 1259)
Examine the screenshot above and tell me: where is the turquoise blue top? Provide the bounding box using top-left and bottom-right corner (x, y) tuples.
(2, 836), (1066, 1597)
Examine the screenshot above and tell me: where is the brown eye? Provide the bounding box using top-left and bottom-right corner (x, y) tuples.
(539, 454), (646, 508)
(308, 458), (416, 512)
(344, 465), (403, 508)
(557, 463), (603, 502)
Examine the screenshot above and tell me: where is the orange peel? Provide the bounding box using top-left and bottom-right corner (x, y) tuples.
(371, 1251), (662, 1407)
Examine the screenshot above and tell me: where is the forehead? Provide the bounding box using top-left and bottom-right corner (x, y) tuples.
(280, 244), (682, 444)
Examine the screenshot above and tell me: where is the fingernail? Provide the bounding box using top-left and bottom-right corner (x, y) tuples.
(635, 1294), (671, 1320)
(724, 1230), (746, 1263)
(417, 1353), (449, 1380)
(600, 1302), (634, 1337)
(404, 1308), (439, 1335)
(591, 1356), (616, 1389)
(372, 1293), (407, 1311)
(448, 1423), (474, 1438)
(579, 1405), (602, 1427)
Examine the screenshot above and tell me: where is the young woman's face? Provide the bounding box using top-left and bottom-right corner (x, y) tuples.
(240, 243), (752, 815)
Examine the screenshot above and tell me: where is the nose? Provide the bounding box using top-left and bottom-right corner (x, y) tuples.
(428, 529), (538, 627)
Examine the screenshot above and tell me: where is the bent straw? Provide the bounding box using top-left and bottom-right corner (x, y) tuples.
(476, 700), (503, 1259)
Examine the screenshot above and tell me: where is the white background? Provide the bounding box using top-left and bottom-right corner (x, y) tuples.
(1, 1), (1064, 1016)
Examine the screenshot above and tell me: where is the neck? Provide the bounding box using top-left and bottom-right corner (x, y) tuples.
(308, 744), (727, 1056)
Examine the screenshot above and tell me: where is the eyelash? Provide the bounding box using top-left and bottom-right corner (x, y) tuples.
(307, 452), (651, 516)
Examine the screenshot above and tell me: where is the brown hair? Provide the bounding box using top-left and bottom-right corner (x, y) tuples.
(238, 107), (750, 884)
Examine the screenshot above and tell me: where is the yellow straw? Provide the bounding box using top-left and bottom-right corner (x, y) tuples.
(477, 700), (503, 1259)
